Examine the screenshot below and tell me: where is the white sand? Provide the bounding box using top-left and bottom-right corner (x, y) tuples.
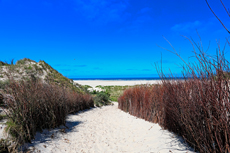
(25, 103), (195, 153)
(74, 80), (162, 88)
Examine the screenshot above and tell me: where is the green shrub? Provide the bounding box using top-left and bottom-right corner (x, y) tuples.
(0, 61), (9, 66)
(94, 92), (111, 107)
(0, 59), (14, 66)
(0, 80), (9, 90)
(16, 58), (36, 65)
(95, 85), (132, 101)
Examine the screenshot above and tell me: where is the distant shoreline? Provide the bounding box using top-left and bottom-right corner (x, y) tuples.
(73, 80), (162, 88)
(70, 77), (186, 81)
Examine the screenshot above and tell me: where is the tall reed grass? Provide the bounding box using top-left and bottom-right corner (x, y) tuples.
(119, 39), (230, 152)
(4, 78), (94, 149)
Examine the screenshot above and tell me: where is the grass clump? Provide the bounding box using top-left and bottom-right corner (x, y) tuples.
(0, 59), (14, 66)
(15, 58), (36, 65)
(96, 85), (131, 101)
(94, 92), (111, 107)
(39, 60), (84, 93)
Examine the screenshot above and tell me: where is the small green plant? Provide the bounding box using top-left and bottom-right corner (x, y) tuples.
(84, 86), (92, 93)
(33, 64), (44, 75)
(0, 80), (9, 90)
(24, 65), (33, 71)
(16, 58), (36, 65)
(38, 60), (84, 93)
(0, 62), (8, 66)
(0, 139), (9, 153)
(94, 91), (111, 107)
(27, 66), (32, 70)
(5, 119), (21, 139)
(95, 85), (132, 101)
(82, 85), (92, 89)
(8, 65), (17, 72)
(92, 90), (97, 94)
(0, 59), (14, 66)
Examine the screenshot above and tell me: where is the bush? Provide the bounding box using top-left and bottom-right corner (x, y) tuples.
(94, 92), (111, 107)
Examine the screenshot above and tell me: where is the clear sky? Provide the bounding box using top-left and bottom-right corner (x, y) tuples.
(0, 0), (230, 78)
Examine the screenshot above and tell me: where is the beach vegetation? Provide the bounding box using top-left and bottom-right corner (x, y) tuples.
(0, 58), (96, 151)
(0, 80), (9, 90)
(0, 62), (9, 67)
(119, 37), (230, 152)
(38, 60), (85, 93)
(82, 85), (92, 89)
(3, 77), (94, 151)
(16, 58), (36, 65)
(0, 59), (14, 66)
(205, 0), (230, 34)
(92, 90), (97, 94)
(81, 85), (92, 93)
(0, 58), (86, 93)
(0, 115), (7, 121)
(93, 91), (111, 107)
(0, 138), (9, 153)
(96, 85), (132, 101)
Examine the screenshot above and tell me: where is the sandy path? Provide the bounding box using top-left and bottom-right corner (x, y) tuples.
(26, 103), (194, 153)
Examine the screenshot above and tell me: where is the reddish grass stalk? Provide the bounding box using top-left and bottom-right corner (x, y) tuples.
(4, 78), (94, 145)
(118, 40), (230, 152)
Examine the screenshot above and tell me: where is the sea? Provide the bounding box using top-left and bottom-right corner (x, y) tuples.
(69, 77), (186, 81)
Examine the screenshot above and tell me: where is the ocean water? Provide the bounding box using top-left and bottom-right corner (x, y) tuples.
(69, 77), (185, 81)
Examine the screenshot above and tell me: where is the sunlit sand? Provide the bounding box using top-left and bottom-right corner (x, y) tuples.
(26, 103), (194, 153)
(74, 80), (162, 88)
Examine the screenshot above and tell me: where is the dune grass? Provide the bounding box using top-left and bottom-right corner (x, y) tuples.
(3, 78), (94, 151)
(0, 58), (85, 93)
(119, 39), (230, 152)
(96, 85), (133, 101)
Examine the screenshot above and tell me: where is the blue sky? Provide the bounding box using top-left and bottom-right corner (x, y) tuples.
(0, 0), (230, 78)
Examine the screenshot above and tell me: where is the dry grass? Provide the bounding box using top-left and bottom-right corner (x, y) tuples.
(119, 39), (230, 152)
(4, 78), (94, 150)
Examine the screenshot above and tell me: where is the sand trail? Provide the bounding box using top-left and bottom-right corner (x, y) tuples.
(26, 103), (194, 153)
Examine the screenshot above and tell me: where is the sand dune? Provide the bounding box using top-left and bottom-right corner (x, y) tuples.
(25, 103), (195, 153)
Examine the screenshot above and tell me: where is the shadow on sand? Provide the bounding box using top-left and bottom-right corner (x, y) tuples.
(22, 107), (99, 152)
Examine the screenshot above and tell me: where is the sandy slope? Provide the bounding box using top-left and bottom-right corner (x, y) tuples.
(25, 103), (195, 153)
